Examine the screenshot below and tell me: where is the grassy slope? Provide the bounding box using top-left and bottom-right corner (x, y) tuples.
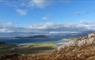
(0, 43), (56, 55)
(16, 44), (95, 60)
(1, 44), (95, 60)
(1, 41), (95, 60)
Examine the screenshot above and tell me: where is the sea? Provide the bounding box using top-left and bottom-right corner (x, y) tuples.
(0, 31), (92, 46)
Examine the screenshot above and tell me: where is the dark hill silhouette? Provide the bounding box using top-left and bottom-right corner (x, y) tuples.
(15, 35), (48, 39)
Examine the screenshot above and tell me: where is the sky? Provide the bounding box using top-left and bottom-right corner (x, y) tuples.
(0, 0), (95, 33)
(0, 0), (95, 27)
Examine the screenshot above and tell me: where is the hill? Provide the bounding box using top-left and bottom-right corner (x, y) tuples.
(1, 33), (95, 60)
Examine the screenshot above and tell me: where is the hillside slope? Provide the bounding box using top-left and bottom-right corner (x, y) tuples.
(1, 33), (95, 60)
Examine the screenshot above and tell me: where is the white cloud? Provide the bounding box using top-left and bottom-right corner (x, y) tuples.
(0, 0), (53, 8)
(0, 0), (53, 15)
(0, 0), (73, 16)
(42, 16), (51, 22)
(0, 22), (33, 33)
(29, 22), (95, 32)
(0, 0), (28, 15)
(77, 22), (95, 30)
(49, 31), (79, 34)
(16, 9), (27, 16)
(30, 23), (51, 30)
(0, 21), (95, 33)
(30, 0), (52, 8)
(0, 28), (14, 32)
(0, 22), (15, 32)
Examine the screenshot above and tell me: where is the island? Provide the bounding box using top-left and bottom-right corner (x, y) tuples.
(15, 35), (48, 39)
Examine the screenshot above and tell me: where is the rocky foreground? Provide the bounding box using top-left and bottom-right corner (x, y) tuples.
(1, 33), (95, 60)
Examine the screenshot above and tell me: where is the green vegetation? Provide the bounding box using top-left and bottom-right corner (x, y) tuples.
(0, 42), (56, 55)
(0, 44), (17, 55)
(30, 43), (56, 48)
(64, 38), (79, 41)
(15, 43), (56, 54)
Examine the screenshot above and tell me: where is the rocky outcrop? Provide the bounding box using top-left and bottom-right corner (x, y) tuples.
(58, 33), (95, 49)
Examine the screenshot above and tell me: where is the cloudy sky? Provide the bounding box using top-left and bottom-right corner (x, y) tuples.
(0, 0), (95, 32)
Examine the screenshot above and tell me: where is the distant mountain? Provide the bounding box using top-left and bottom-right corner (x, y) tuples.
(15, 35), (48, 39)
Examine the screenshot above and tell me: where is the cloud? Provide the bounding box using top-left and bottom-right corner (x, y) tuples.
(0, 22), (16, 32)
(0, 0), (73, 15)
(0, 21), (95, 36)
(42, 16), (51, 22)
(0, 22), (33, 33)
(30, 0), (73, 8)
(0, 0), (53, 15)
(16, 9), (27, 16)
(1, 22), (95, 37)
(29, 0), (53, 8)
(29, 22), (95, 32)
(0, 0), (52, 8)
(0, 0), (29, 15)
